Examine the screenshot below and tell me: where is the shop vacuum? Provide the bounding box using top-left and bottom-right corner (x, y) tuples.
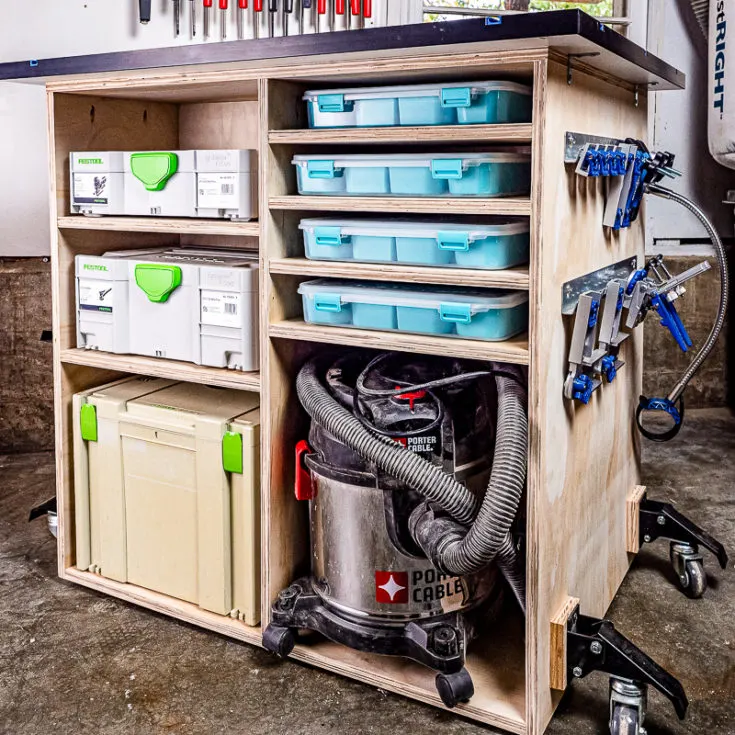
(263, 352), (527, 707)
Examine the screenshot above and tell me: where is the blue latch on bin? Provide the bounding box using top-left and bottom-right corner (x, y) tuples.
(317, 94), (351, 113)
(431, 159), (464, 180)
(307, 160), (337, 179)
(439, 302), (472, 324)
(440, 87), (472, 108)
(314, 227), (349, 247)
(437, 231), (470, 252)
(314, 293), (343, 312)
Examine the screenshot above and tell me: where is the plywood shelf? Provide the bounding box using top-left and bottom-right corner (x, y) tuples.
(289, 613), (527, 734)
(268, 123), (533, 146)
(269, 257), (530, 289)
(63, 568), (262, 646)
(269, 319), (530, 365)
(269, 196), (532, 216)
(58, 215), (260, 237)
(60, 349), (261, 392)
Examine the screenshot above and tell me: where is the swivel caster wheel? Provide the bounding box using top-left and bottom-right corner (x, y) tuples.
(435, 668), (474, 708)
(610, 703), (644, 735)
(262, 624), (296, 658)
(670, 543), (707, 599)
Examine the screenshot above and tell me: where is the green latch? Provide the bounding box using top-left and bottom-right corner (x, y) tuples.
(80, 403), (98, 442)
(134, 263), (182, 303)
(222, 432), (243, 474)
(129, 151), (179, 191)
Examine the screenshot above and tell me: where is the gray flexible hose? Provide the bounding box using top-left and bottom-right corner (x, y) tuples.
(296, 358), (480, 526)
(296, 357), (528, 607)
(646, 183), (730, 403)
(409, 370), (527, 609)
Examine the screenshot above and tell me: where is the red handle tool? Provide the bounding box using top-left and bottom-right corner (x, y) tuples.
(318, 0), (326, 13)
(204, 0), (213, 38)
(220, 0), (228, 39)
(335, 0), (344, 13)
(351, 0), (360, 15)
(363, 0), (371, 18)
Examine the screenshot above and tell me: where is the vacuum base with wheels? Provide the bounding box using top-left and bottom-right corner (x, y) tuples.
(263, 577), (479, 708)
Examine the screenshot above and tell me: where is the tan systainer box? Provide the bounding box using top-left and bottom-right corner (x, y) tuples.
(72, 376), (261, 624)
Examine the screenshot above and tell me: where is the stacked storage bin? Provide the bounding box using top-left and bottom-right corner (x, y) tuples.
(73, 377), (261, 624)
(293, 79), (533, 343)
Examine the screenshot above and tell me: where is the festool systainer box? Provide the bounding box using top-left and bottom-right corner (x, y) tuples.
(70, 152), (126, 215)
(75, 248), (260, 371)
(123, 149), (256, 219)
(73, 377), (261, 623)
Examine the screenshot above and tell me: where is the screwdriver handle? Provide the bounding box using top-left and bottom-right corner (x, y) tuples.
(254, 0), (262, 8)
(363, 0), (371, 17)
(318, 0), (326, 12)
(139, 0), (152, 23)
(204, 0), (212, 6)
(302, 0), (312, 6)
(269, 0), (277, 10)
(350, 0), (359, 14)
(239, 0), (247, 6)
(284, 0), (293, 10)
(220, 0), (227, 8)
(335, 0), (344, 13)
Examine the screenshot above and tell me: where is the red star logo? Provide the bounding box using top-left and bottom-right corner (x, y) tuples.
(375, 571), (409, 603)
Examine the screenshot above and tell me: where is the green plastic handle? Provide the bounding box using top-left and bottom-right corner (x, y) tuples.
(134, 263), (182, 303)
(130, 152), (179, 191)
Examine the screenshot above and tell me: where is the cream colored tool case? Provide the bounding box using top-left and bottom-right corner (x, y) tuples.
(73, 376), (261, 624)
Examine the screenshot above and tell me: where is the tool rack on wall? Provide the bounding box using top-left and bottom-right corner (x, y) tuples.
(32, 22), (682, 735)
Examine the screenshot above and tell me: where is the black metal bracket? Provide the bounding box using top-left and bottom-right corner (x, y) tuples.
(566, 605), (688, 720)
(567, 52), (601, 85)
(640, 497), (729, 569)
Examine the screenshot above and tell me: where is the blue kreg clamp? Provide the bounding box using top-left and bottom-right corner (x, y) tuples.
(651, 293), (693, 352)
(587, 299), (600, 328)
(626, 268), (648, 295)
(601, 355), (618, 383)
(622, 150), (651, 228)
(572, 375), (595, 404)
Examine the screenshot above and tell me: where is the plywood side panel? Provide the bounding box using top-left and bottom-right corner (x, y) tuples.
(527, 62), (645, 735)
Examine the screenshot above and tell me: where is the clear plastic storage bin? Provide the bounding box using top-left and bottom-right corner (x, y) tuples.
(299, 218), (530, 269)
(299, 280), (528, 341)
(303, 81), (532, 128)
(292, 153), (531, 198)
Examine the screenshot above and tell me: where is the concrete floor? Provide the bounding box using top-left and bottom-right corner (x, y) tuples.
(1, 409), (733, 735)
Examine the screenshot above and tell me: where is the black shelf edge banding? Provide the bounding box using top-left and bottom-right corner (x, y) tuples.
(0, 11), (684, 89)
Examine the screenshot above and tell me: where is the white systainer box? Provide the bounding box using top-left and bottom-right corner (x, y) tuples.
(70, 152), (126, 215)
(73, 377), (261, 623)
(123, 149), (256, 219)
(75, 248), (260, 371)
(70, 149), (257, 219)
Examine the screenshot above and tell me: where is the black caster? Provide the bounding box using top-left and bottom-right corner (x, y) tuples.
(262, 624), (296, 658)
(670, 543), (707, 599)
(435, 668), (474, 708)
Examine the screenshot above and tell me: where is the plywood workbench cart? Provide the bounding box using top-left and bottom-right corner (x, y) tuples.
(0, 11), (684, 734)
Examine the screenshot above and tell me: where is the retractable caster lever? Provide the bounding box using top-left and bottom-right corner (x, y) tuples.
(566, 605), (689, 730)
(639, 496), (729, 598)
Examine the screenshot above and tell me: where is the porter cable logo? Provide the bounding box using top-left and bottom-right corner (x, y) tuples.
(78, 158), (103, 164)
(715, 0), (727, 118)
(83, 264), (108, 272)
(375, 570), (466, 605)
